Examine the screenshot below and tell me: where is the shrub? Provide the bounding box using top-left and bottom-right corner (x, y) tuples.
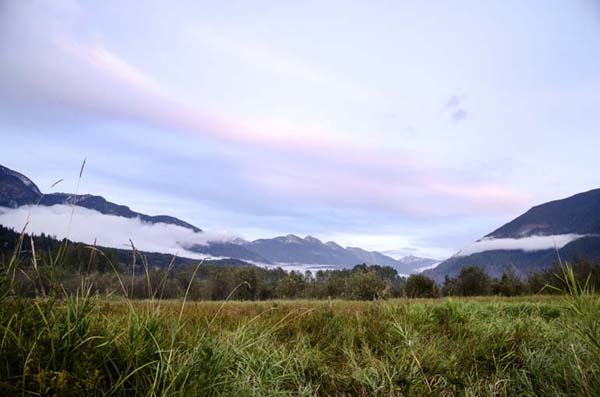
(404, 274), (438, 298)
(453, 266), (491, 296)
(347, 269), (387, 300)
(492, 269), (525, 296)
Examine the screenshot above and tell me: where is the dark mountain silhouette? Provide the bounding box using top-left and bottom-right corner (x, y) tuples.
(486, 188), (600, 238)
(0, 165), (42, 207)
(427, 189), (600, 282)
(0, 164), (201, 232)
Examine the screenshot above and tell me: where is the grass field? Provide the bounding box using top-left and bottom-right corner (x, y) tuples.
(1, 290), (599, 396)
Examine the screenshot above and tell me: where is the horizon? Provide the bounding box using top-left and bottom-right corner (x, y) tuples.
(2, 1), (600, 259)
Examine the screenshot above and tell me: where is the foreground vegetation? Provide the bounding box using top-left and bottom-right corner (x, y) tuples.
(1, 226), (600, 395)
(1, 291), (599, 395)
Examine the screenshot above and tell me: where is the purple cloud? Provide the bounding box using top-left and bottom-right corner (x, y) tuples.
(451, 109), (468, 122)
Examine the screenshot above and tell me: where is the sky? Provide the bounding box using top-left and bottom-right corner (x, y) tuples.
(1, 0), (600, 259)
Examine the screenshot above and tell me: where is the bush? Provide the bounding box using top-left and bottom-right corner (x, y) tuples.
(347, 269), (387, 300)
(453, 266), (491, 296)
(404, 274), (438, 298)
(492, 269), (525, 296)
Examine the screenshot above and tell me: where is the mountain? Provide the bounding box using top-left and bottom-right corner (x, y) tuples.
(427, 189), (600, 282)
(397, 255), (440, 271)
(345, 248), (438, 274)
(221, 234), (437, 273)
(39, 193), (201, 232)
(346, 246), (399, 267)
(0, 164), (201, 232)
(0, 163), (437, 272)
(485, 189), (600, 238)
(189, 242), (272, 264)
(0, 165), (43, 207)
(244, 235), (362, 267)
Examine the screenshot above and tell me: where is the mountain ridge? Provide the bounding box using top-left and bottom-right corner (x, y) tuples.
(0, 164), (202, 232)
(427, 189), (600, 282)
(220, 234), (437, 273)
(0, 163), (436, 272)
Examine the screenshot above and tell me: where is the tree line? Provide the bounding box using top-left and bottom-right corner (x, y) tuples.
(1, 225), (599, 300)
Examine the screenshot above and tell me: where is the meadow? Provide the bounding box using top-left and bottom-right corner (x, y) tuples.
(1, 228), (599, 396)
(1, 291), (599, 396)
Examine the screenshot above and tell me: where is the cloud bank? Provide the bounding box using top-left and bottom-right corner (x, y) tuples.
(0, 205), (232, 259)
(456, 234), (587, 257)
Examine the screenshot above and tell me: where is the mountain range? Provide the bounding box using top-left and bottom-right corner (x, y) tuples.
(193, 234), (438, 274)
(5, 163), (600, 280)
(426, 188), (600, 282)
(0, 164), (435, 273)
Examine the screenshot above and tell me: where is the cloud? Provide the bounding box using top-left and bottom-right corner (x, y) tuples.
(0, 2), (346, 153)
(451, 109), (468, 122)
(444, 94), (468, 122)
(0, 2), (527, 220)
(191, 28), (338, 91)
(0, 205), (234, 259)
(444, 95), (462, 110)
(415, 262), (440, 272)
(456, 234), (587, 256)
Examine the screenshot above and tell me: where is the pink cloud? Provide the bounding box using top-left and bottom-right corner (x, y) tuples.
(0, 2), (528, 219)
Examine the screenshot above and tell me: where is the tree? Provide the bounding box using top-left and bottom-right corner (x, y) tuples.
(325, 274), (347, 298)
(454, 266), (491, 296)
(347, 270), (386, 300)
(404, 274), (438, 298)
(276, 271), (306, 298)
(493, 269), (524, 296)
(441, 275), (457, 296)
(234, 267), (262, 300)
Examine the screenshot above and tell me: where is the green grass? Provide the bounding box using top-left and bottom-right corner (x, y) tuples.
(0, 292), (599, 396)
(1, 232), (599, 395)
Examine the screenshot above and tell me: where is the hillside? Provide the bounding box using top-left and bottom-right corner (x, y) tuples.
(0, 164), (202, 232)
(428, 189), (600, 281)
